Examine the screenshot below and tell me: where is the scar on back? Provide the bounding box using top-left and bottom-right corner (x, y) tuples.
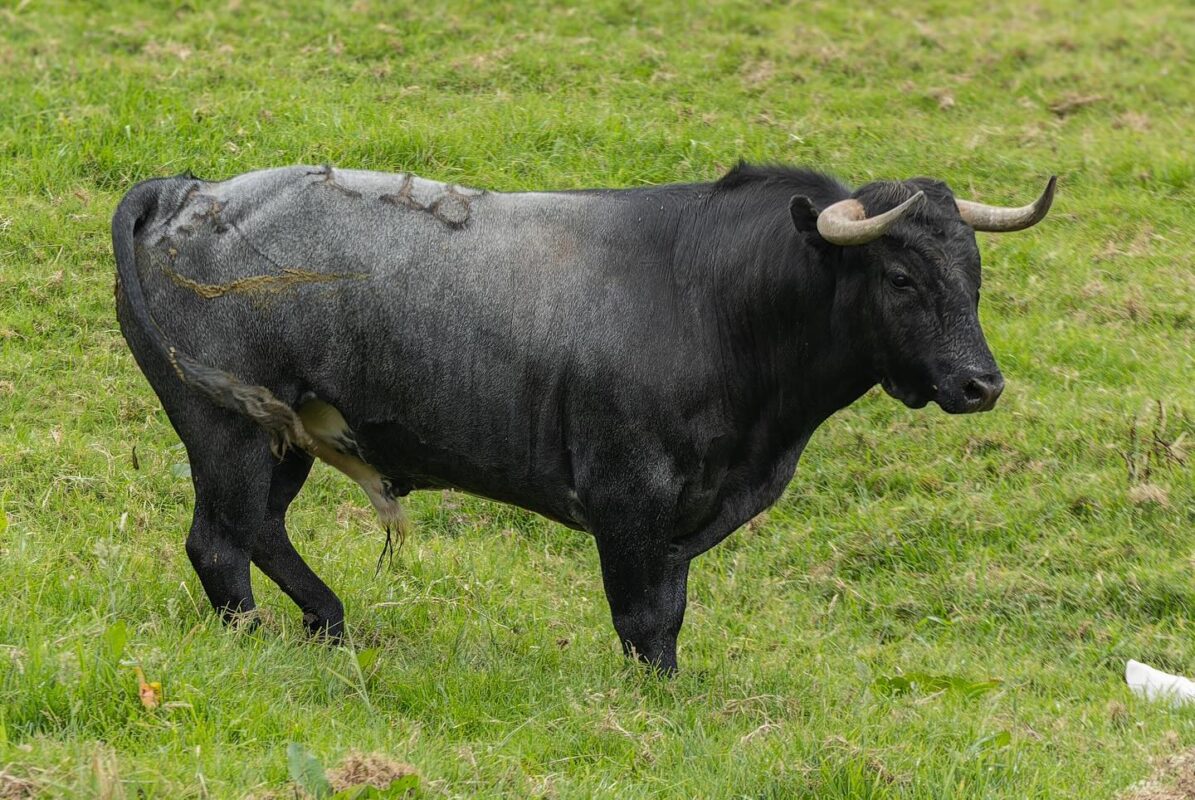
(378, 173), (477, 228)
(300, 165), (481, 229)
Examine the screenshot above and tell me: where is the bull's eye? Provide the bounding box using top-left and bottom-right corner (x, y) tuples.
(889, 272), (912, 289)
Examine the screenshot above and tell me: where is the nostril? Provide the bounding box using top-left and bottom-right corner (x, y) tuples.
(964, 379), (988, 404)
(964, 374), (1004, 408)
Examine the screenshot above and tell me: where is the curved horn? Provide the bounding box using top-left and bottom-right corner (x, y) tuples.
(816, 191), (925, 246)
(956, 176), (1057, 232)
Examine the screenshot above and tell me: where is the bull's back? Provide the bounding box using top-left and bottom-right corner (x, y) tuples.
(132, 165), (562, 364)
(127, 167), (625, 520)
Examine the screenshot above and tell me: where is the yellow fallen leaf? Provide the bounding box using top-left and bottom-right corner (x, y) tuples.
(134, 666), (162, 709)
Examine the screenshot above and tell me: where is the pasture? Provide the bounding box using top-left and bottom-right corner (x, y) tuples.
(1, 0), (1192, 797)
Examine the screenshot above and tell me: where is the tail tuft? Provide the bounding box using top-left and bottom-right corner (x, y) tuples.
(173, 351), (312, 458)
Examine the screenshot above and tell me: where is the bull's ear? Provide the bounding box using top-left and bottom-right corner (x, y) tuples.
(789, 195), (820, 233)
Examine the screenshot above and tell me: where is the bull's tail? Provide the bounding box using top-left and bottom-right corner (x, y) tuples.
(112, 179), (311, 457)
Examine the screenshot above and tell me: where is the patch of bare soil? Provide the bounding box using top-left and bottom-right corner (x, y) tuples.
(1122, 748), (1195, 800)
(247, 751), (418, 799)
(0, 767), (40, 800)
(326, 751), (418, 793)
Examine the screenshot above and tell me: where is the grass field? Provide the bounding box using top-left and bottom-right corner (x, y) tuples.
(1, 0), (1193, 797)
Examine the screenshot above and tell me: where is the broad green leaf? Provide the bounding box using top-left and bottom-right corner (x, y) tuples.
(287, 742), (331, 799)
(383, 774), (420, 796)
(967, 730), (1012, 757)
(102, 620), (127, 661)
(356, 647), (380, 675)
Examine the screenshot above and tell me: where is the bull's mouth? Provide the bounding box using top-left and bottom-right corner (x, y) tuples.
(935, 391), (980, 414)
(882, 373), (1004, 414)
(880, 377), (932, 409)
(938, 386), (1002, 413)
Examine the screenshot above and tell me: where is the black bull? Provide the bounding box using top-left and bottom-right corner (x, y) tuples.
(113, 163), (1054, 672)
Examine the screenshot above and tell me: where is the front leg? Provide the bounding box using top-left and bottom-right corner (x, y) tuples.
(595, 535), (691, 674)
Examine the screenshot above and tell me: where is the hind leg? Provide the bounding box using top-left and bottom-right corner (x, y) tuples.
(118, 300), (340, 634)
(182, 417), (274, 625)
(118, 303), (270, 625)
(251, 449), (345, 639)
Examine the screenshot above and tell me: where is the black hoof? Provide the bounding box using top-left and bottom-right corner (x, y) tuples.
(302, 611), (345, 643)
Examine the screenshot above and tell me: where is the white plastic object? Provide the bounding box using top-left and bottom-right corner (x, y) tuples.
(1125, 659), (1195, 706)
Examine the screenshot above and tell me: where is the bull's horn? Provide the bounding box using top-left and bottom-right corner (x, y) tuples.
(956, 176), (1057, 232)
(816, 191), (926, 246)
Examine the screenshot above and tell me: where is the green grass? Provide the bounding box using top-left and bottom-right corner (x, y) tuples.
(1, 0), (1193, 796)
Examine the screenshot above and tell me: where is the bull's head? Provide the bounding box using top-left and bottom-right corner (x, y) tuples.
(792, 176), (1055, 414)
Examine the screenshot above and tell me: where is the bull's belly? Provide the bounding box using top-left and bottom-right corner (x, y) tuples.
(297, 398), (587, 533)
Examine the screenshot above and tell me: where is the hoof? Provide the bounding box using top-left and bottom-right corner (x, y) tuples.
(302, 611), (345, 643)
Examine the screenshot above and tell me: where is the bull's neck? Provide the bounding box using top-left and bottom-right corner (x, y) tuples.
(684, 194), (878, 439)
